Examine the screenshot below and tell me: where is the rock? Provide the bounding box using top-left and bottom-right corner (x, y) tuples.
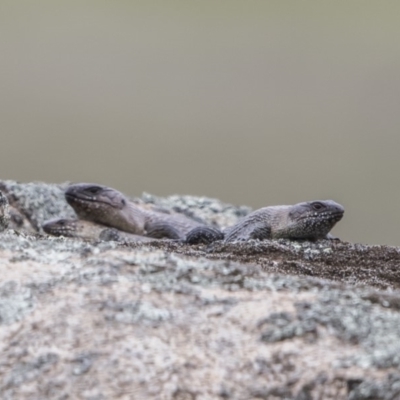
(0, 190), (10, 231)
(0, 180), (399, 399)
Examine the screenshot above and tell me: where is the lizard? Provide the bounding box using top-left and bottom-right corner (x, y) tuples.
(185, 200), (344, 244)
(64, 183), (205, 240)
(42, 218), (161, 243)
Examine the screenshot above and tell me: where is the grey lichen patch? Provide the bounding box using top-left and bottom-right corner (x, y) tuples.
(141, 192), (251, 228)
(289, 289), (400, 369)
(0, 180), (75, 232)
(258, 311), (318, 343)
(347, 374), (400, 400)
(0, 230), (97, 261)
(0, 281), (35, 325)
(101, 298), (172, 325)
(0, 190), (10, 231)
(362, 290), (400, 310)
(1, 352), (59, 390)
(71, 352), (97, 376)
(115, 247), (327, 295)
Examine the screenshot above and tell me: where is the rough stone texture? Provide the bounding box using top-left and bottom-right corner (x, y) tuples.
(140, 192), (251, 229)
(0, 181), (75, 233)
(0, 190), (10, 231)
(0, 181), (400, 399)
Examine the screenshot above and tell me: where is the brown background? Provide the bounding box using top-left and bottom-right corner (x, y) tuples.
(1, 1), (400, 245)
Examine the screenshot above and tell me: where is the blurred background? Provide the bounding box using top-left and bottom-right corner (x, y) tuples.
(1, 1), (400, 245)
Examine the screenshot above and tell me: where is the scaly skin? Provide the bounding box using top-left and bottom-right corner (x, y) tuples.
(185, 200), (344, 244)
(64, 183), (203, 239)
(185, 225), (224, 245)
(224, 200), (344, 242)
(42, 218), (158, 243)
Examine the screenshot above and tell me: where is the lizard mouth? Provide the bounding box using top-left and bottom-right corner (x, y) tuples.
(65, 192), (117, 208)
(297, 210), (344, 223)
(66, 192), (99, 203)
(43, 223), (75, 236)
(65, 185), (126, 210)
(330, 211), (344, 222)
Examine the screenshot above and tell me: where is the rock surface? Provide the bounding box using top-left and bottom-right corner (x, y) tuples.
(0, 181), (400, 399)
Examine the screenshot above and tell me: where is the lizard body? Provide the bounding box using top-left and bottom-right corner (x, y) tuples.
(65, 183), (203, 239)
(186, 200), (344, 244)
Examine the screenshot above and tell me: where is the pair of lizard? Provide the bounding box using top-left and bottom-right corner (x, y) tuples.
(43, 183), (344, 244)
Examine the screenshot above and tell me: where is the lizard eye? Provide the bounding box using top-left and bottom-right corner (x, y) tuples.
(121, 199), (126, 206)
(86, 186), (102, 195)
(311, 202), (325, 211)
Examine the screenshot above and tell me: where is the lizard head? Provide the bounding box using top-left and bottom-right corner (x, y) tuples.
(42, 218), (79, 237)
(286, 200), (344, 240)
(65, 183), (128, 222)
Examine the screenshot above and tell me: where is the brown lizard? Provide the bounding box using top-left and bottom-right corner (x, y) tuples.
(64, 183), (204, 239)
